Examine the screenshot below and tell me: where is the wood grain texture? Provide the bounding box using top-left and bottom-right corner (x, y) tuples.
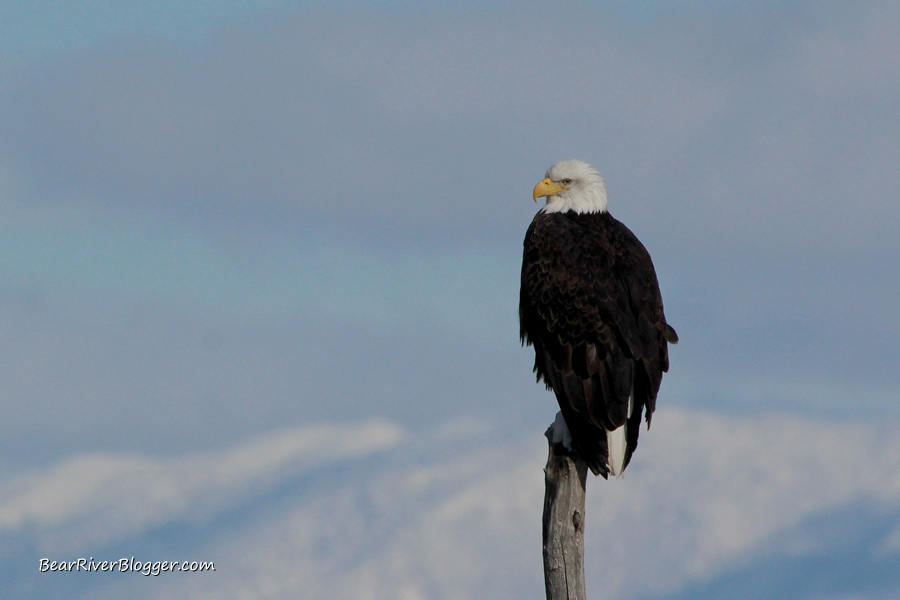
(542, 427), (589, 600)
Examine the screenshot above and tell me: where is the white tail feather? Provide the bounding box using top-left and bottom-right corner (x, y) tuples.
(606, 425), (627, 479)
(607, 394), (634, 479)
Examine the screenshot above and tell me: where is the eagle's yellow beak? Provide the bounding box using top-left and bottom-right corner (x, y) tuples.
(533, 178), (566, 202)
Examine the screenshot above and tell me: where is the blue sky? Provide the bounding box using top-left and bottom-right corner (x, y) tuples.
(0, 1), (743, 56)
(1, 0), (300, 56)
(2, 1), (899, 598)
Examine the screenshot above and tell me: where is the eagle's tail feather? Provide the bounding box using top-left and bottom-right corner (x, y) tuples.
(606, 393), (633, 478)
(606, 424), (627, 479)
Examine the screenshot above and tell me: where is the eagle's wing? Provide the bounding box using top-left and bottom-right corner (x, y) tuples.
(520, 212), (677, 477)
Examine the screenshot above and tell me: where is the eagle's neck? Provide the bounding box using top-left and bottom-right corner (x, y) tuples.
(540, 184), (608, 215)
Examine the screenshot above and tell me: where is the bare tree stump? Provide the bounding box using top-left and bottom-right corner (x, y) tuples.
(542, 427), (589, 600)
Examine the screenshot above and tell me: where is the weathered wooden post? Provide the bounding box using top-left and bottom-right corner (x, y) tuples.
(542, 426), (589, 600)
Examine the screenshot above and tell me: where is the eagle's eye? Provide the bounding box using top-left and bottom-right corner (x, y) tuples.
(560, 178), (573, 185)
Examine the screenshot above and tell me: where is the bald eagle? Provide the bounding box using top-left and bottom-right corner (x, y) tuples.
(520, 160), (678, 478)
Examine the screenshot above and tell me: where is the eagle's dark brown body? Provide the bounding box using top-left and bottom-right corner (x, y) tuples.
(520, 210), (677, 477)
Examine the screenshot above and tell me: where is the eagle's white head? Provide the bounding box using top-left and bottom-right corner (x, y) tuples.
(533, 160), (608, 214)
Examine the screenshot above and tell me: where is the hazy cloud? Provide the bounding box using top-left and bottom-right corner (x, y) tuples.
(7, 409), (899, 599)
(0, 419), (403, 553)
